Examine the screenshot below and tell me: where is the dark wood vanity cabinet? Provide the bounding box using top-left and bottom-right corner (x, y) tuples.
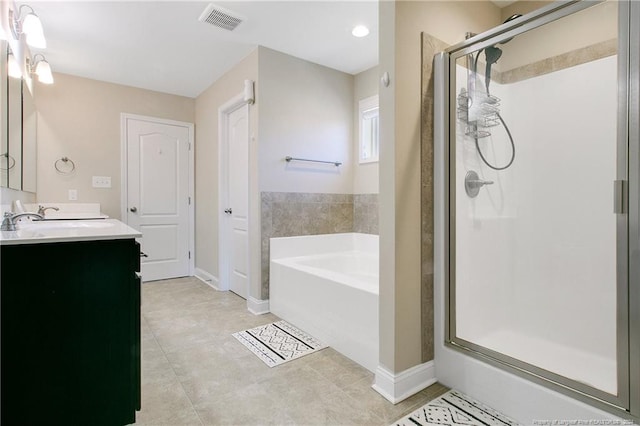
(0, 238), (141, 425)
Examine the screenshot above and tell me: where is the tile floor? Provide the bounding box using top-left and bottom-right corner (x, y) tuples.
(133, 277), (448, 425)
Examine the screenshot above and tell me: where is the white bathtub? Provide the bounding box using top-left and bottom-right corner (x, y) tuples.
(269, 233), (379, 372)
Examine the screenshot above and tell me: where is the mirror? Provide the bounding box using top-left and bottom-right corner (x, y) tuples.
(1, 41), (7, 187)
(1, 41), (37, 193)
(22, 81), (36, 193)
(7, 57), (22, 190)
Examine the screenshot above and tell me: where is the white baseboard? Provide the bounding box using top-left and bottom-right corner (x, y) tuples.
(247, 296), (270, 315)
(372, 361), (436, 404)
(194, 268), (220, 291)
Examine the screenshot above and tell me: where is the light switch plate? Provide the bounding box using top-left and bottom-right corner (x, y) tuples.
(92, 176), (112, 188)
(68, 189), (78, 201)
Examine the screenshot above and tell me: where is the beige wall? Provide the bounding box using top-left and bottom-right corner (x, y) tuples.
(195, 47), (358, 300)
(378, 0), (396, 372)
(498, 0), (617, 72)
(353, 66), (380, 194)
(379, 0), (500, 373)
(258, 47), (354, 194)
(194, 49), (259, 290)
(35, 73), (195, 219)
(0, 187), (36, 212)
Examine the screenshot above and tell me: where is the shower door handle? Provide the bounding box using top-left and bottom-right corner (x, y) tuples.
(614, 180), (626, 214)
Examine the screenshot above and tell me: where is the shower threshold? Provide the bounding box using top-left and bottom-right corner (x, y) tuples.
(467, 328), (617, 395)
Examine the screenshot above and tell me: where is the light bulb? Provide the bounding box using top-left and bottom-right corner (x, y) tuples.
(35, 60), (53, 84)
(22, 13), (46, 48)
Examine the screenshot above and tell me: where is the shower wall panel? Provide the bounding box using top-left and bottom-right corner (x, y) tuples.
(455, 55), (618, 394)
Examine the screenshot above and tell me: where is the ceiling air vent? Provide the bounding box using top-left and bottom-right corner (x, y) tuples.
(198, 4), (244, 31)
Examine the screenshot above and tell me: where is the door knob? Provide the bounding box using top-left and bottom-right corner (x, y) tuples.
(130, 207), (137, 213)
(224, 208), (232, 214)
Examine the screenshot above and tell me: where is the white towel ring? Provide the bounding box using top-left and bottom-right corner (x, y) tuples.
(55, 157), (76, 174)
(1, 153), (16, 170)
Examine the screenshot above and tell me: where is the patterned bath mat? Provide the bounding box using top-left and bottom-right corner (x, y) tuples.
(232, 320), (327, 367)
(392, 389), (519, 426)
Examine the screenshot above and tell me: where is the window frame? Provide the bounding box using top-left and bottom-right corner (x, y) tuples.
(358, 94), (379, 164)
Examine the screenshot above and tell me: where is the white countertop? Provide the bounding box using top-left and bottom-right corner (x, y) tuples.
(42, 213), (110, 220)
(0, 219), (142, 245)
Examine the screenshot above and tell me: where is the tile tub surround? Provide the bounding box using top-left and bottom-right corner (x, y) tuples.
(421, 34), (450, 362)
(353, 194), (379, 235)
(135, 276), (449, 425)
(261, 192), (379, 299)
(498, 39), (617, 85)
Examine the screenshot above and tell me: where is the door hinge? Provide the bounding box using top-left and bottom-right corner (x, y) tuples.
(188, 142), (191, 151)
(188, 251), (191, 259)
(614, 180), (627, 214)
(188, 196), (191, 205)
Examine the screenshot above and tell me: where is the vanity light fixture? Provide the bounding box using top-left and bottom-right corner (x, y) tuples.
(351, 25), (370, 38)
(28, 53), (53, 84)
(7, 51), (22, 79)
(9, 4), (46, 49)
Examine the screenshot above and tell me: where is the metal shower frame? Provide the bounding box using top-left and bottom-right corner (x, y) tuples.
(438, 0), (639, 420)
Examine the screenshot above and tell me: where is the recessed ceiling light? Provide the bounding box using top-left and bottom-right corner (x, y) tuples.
(352, 25), (369, 38)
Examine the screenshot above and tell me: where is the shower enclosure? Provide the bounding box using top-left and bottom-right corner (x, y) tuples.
(437, 0), (639, 419)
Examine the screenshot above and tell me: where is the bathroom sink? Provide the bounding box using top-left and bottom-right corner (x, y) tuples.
(1, 218), (141, 245)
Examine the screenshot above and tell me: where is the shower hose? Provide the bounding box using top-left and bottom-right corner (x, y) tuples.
(473, 51), (516, 171)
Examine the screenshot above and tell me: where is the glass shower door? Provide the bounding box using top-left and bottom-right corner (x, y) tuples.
(446, 0), (629, 410)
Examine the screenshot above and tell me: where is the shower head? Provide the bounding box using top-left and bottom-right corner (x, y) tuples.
(484, 46), (502, 94)
(483, 14), (521, 92)
(498, 13), (523, 44)
(484, 46), (503, 65)
(503, 13), (522, 23)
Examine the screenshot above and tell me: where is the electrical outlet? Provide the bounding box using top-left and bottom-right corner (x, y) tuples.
(68, 189), (78, 201)
(92, 176), (112, 188)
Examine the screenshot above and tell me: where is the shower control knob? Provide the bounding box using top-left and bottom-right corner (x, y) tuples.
(464, 170), (494, 198)
(468, 179), (494, 187)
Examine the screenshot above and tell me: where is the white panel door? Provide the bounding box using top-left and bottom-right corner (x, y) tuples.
(126, 117), (191, 282)
(224, 105), (249, 298)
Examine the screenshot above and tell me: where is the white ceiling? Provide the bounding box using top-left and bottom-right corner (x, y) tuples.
(490, 0), (517, 8)
(30, 1), (379, 98)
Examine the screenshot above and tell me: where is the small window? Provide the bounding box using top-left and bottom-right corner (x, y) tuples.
(359, 95), (379, 164)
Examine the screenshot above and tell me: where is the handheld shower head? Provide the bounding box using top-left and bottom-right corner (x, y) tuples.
(472, 13), (523, 93)
(484, 46), (502, 93)
(484, 46), (503, 65)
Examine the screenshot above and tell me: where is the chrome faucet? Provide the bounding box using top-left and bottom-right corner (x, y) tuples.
(1, 212), (44, 231)
(37, 205), (59, 216)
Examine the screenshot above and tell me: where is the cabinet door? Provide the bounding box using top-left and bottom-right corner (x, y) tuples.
(1, 239), (140, 425)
